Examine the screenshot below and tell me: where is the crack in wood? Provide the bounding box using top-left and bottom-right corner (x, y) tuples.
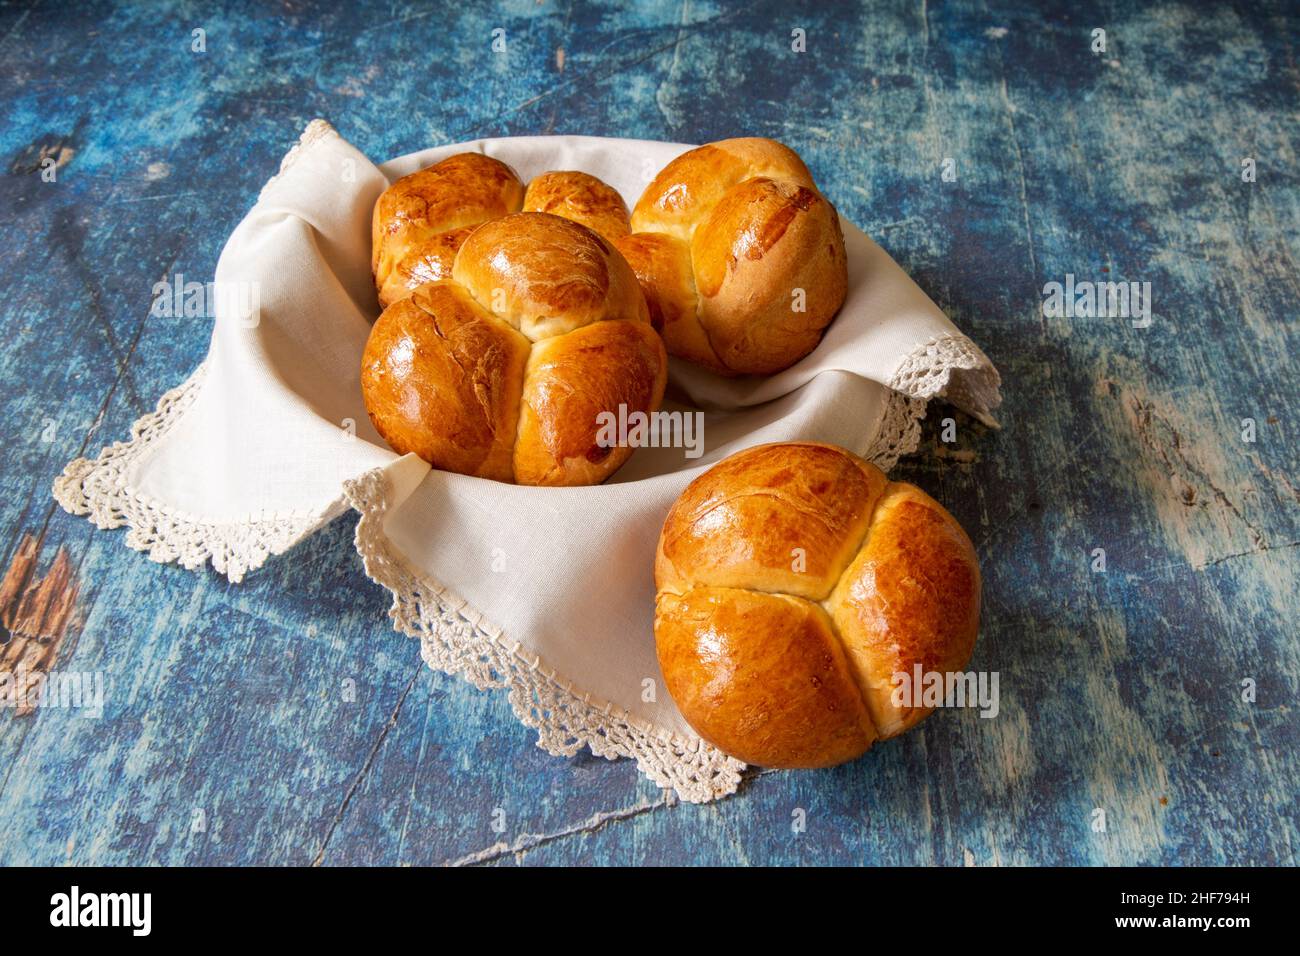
(1125, 392), (1269, 551)
(445, 792), (676, 867)
(1197, 539), (1300, 571)
(310, 664), (423, 866)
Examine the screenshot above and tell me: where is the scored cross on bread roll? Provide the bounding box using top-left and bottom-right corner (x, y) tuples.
(362, 211), (666, 486)
(372, 153), (633, 309)
(616, 138), (848, 376)
(654, 442), (980, 767)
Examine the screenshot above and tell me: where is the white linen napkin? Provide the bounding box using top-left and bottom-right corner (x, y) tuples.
(55, 120), (1000, 802)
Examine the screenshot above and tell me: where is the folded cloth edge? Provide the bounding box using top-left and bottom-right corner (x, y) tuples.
(343, 463), (747, 804)
(52, 361), (349, 583)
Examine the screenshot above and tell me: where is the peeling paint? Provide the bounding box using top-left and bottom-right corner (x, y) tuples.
(0, 535), (80, 717)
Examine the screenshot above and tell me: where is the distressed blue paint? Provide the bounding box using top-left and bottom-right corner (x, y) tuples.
(0, 0), (1296, 866)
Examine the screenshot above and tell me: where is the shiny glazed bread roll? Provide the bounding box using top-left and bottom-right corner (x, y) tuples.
(362, 211), (666, 486)
(616, 138), (848, 376)
(372, 153), (523, 309)
(372, 154), (633, 309)
(654, 442), (980, 767)
(522, 170), (631, 245)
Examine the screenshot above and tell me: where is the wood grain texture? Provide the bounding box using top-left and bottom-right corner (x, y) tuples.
(0, 0), (1295, 866)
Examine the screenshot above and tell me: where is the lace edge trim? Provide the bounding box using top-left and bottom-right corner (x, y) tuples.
(888, 332), (1003, 428)
(342, 467), (748, 804)
(862, 332), (1002, 470)
(51, 362), (339, 583)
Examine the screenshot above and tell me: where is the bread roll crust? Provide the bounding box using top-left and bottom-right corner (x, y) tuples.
(631, 138), (816, 239)
(655, 442), (887, 600)
(381, 224), (478, 308)
(654, 586), (876, 768)
(374, 156), (639, 311)
(692, 177), (848, 375)
(513, 319), (666, 486)
(654, 442), (980, 767)
(524, 171), (632, 244)
(453, 212), (648, 342)
(624, 138), (847, 375)
(373, 154), (525, 309)
(360, 282), (530, 481)
(613, 232), (728, 372)
(828, 483), (981, 738)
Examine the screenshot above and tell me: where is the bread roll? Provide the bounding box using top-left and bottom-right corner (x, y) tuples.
(654, 442), (980, 767)
(372, 154), (524, 309)
(372, 156), (636, 309)
(617, 138), (848, 376)
(362, 211), (666, 486)
(523, 170), (631, 244)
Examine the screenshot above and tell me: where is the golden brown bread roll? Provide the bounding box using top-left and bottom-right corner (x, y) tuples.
(522, 171), (631, 245)
(372, 154), (524, 309)
(617, 138), (848, 376)
(362, 211), (666, 486)
(654, 442), (980, 766)
(372, 156), (635, 309)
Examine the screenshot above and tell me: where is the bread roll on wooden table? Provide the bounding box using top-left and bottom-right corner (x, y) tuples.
(654, 442), (980, 767)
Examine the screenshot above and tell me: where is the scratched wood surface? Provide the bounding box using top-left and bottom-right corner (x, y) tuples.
(0, 0), (1295, 866)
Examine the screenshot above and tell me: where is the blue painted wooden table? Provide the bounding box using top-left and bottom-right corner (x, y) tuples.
(1, 0), (1296, 866)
